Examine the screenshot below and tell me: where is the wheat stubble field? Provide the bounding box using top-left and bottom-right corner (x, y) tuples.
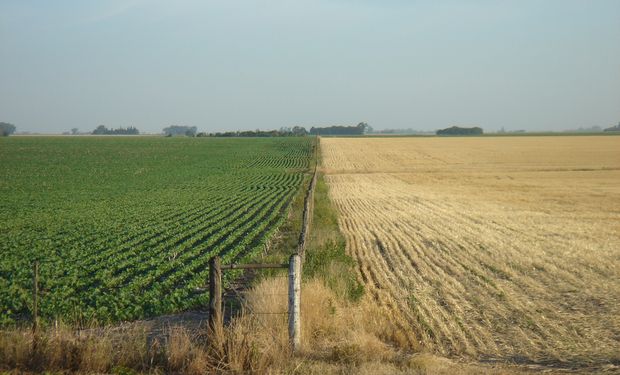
(321, 136), (620, 368)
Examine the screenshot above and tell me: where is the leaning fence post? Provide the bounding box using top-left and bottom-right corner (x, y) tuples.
(208, 256), (222, 333)
(288, 254), (301, 352)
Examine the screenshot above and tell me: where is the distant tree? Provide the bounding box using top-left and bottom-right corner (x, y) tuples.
(0, 122), (16, 136)
(124, 126), (139, 135)
(71, 128), (79, 135)
(436, 126), (483, 136)
(163, 125), (197, 137)
(92, 125), (108, 135)
(604, 122), (620, 132)
(92, 125), (139, 135)
(357, 122), (372, 134)
(291, 126), (307, 136)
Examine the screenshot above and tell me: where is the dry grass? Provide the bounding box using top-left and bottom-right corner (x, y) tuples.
(321, 136), (620, 370)
(0, 309), (280, 374)
(231, 275), (566, 374)
(1, 323), (150, 373)
(0, 240), (595, 375)
(228, 276), (541, 374)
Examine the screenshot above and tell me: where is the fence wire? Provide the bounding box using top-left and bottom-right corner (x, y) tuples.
(221, 277), (290, 357)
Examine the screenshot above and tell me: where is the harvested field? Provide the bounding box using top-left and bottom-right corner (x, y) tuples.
(321, 136), (620, 368)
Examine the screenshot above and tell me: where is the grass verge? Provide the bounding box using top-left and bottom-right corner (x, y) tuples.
(302, 173), (363, 301)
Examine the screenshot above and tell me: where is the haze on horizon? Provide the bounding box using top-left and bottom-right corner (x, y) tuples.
(1, 0), (619, 134)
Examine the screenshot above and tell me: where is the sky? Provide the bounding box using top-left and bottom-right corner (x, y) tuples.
(1, 0), (619, 134)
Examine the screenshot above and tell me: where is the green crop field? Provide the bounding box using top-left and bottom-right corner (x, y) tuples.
(0, 136), (313, 325)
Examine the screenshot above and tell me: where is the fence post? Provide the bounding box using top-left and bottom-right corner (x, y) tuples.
(208, 256), (222, 333)
(32, 261), (39, 334)
(288, 254), (301, 352)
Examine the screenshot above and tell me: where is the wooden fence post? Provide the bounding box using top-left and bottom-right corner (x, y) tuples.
(288, 254), (301, 352)
(208, 256), (222, 333)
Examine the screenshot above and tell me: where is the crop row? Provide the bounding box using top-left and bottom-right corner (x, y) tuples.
(0, 137), (313, 325)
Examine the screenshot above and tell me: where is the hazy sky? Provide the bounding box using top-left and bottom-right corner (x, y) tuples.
(1, 0), (619, 133)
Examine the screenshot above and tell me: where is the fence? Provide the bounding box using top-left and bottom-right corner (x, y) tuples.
(208, 254), (302, 351)
(208, 136), (319, 352)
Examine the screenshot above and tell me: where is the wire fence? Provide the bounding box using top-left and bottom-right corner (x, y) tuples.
(220, 273), (290, 348)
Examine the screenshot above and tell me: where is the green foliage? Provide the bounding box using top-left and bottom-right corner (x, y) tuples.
(304, 239), (364, 301)
(111, 366), (139, 375)
(0, 137), (312, 325)
(304, 174), (364, 301)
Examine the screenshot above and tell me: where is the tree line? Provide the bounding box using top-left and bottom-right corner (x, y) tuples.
(309, 122), (371, 135)
(1, 122), (373, 137)
(3, 121), (620, 137)
(210, 126), (308, 137)
(92, 125), (140, 135)
(436, 126), (484, 135)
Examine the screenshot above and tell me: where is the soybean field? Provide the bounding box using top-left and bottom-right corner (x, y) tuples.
(0, 136), (313, 325)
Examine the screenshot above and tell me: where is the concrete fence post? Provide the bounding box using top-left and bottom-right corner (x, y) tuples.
(288, 254), (301, 352)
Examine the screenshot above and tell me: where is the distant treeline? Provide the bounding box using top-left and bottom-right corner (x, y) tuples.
(92, 125), (139, 135)
(436, 126), (483, 136)
(309, 122), (370, 135)
(372, 128), (433, 135)
(213, 123), (372, 137)
(163, 123), (372, 137)
(212, 126), (308, 137)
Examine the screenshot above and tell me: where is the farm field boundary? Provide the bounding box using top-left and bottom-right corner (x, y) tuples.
(216, 136), (319, 324)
